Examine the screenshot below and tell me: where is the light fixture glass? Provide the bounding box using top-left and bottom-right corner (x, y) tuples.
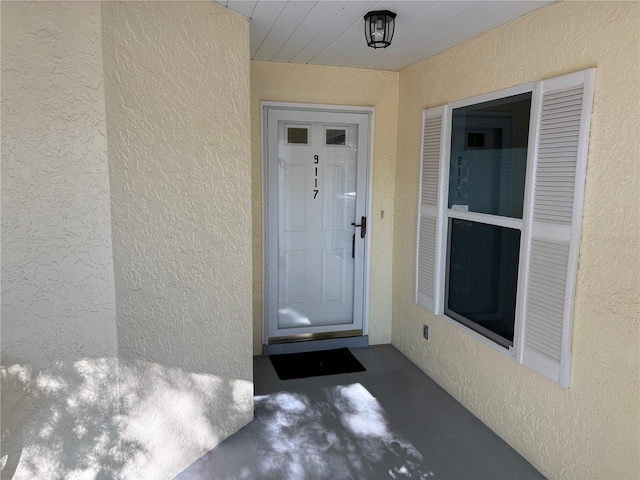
(364, 10), (396, 49)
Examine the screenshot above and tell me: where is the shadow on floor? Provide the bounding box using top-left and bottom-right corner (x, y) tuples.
(176, 345), (544, 480)
(178, 383), (433, 479)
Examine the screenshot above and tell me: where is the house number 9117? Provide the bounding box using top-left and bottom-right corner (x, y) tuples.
(313, 155), (319, 199)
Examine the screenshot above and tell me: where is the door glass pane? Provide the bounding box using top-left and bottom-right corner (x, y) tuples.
(278, 123), (358, 329)
(287, 127), (308, 144)
(326, 129), (346, 145)
(445, 219), (521, 347)
(448, 93), (531, 218)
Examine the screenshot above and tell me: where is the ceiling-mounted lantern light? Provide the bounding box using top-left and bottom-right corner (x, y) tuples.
(364, 10), (397, 49)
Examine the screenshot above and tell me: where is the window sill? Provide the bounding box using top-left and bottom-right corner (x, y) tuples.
(438, 313), (516, 360)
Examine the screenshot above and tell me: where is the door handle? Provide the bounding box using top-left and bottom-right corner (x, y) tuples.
(351, 216), (367, 239)
(352, 233), (355, 259)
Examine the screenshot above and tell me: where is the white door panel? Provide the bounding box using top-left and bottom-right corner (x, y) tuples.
(265, 108), (370, 341)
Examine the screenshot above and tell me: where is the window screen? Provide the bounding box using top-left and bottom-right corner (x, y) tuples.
(445, 219), (520, 348)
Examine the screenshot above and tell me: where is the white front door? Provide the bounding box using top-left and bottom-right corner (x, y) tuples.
(264, 107), (371, 343)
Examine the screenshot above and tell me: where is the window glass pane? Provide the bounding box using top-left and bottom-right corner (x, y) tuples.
(326, 129), (346, 145)
(448, 92), (531, 218)
(287, 127), (308, 144)
(445, 219), (521, 347)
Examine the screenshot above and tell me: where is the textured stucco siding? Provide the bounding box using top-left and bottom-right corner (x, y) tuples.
(250, 61), (399, 354)
(392, 2), (639, 479)
(1, 2), (120, 478)
(103, 2), (253, 478)
(0, 0), (116, 376)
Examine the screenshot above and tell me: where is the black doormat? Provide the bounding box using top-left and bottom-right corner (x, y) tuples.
(269, 347), (366, 380)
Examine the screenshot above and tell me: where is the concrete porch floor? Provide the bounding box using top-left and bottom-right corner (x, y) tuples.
(177, 345), (544, 479)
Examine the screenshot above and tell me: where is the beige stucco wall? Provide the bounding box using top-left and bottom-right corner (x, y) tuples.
(103, 2), (253, 478)
(1, 2), (120, 478)
(250, 61), (398, 354)
(393, 2), (639, 479)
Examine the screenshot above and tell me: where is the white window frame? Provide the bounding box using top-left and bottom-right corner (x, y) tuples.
(416, 69), (596, 387)
(436, 82), (538, 358)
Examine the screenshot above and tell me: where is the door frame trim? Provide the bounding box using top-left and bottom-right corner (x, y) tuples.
(261, 101), (375, 346)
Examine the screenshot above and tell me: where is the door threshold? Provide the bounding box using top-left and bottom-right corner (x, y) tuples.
(269, 329), (363, 344)
(263, 335), (368, 356)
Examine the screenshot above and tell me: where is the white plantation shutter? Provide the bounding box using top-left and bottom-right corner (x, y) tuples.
(522, 69), (596, 387)
(416, 106), (447, 313)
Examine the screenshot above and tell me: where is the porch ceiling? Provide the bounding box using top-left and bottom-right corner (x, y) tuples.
(215, 0), (555, 72)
